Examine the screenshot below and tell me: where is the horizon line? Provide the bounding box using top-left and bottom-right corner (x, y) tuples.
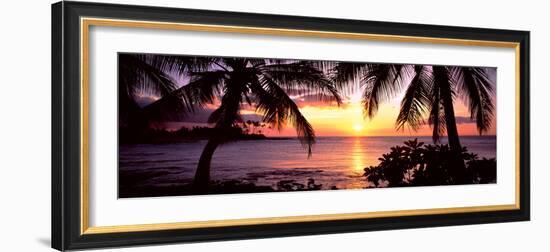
(265, 135), (497, 138)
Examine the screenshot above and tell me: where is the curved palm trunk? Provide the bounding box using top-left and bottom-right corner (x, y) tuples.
(433, 66), (462, 152)
(440, 85), (462, 152)
(193, 138), (221, 192)
(192, 73), (244, 192)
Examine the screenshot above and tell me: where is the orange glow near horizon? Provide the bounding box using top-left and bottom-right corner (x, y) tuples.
(158, 87), (496, 138)
(254, 92), (497, 138)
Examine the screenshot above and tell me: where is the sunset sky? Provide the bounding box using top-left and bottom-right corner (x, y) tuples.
(154, 80), (496, 138)
(134, 56), (497, 138)
(241, 88), (495, 137)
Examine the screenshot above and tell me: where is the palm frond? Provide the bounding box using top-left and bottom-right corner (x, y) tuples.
(396, 66), (432, 131)
(330, 62), (368, 93)
(118, 54), (182, 128)
(260, 62), (342, 105)
(207, 76), (246, 128)
(248, 81), (285, 130)
(262, 58), (297, 66)
(309, 60), (339, 73)
(362, 64), (408, 118)
(145, 54), (219, 76)
(247, 58), (267, 68)
(251, 76), (316, 156)
(451, 67), (495, 134)
(119, 54), (178, 98)
(143, 70), (225, 121)
(207, 99), (243, 129)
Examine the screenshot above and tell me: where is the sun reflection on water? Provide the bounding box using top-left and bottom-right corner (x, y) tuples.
(352, 138), (366, 173)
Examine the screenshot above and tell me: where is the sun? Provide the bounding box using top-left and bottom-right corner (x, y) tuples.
(352, 123), (364, 132)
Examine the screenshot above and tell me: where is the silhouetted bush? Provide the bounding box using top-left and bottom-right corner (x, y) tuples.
(364, 139), (496, 187)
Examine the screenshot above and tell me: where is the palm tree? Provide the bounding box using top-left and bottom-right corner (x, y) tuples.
(143, 57), (342, 191)
(332, 63), (495, 152)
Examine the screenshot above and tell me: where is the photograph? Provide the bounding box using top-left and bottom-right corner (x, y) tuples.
(118, 53), (497, 198)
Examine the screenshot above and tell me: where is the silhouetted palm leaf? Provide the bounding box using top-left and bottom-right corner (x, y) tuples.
(450, 67), (495, 134)
(118, 54), (180, 126)
(147, 54), (219, 76)
(327, 62), (366, 92)
(143, 70), (225, 121)
(396, 66), (432, 130)
(362, 64), (408, 118)
(119, 54), (178, 100)
(255, 75), (316, 156)
(261, 61), (342, 105)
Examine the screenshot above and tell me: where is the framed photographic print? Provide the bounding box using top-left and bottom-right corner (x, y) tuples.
(52, 1), (530, 250)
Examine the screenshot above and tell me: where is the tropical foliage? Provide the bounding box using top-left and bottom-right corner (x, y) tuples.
(118, 54), (178, 128)
(364, 139), (496, 187)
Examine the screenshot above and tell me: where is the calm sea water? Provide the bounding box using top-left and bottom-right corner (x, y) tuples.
(119, 136), (496, 190)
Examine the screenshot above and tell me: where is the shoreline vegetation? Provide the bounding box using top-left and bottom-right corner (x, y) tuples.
(120, 123), (294, 144)
(119, 138), (496, 198)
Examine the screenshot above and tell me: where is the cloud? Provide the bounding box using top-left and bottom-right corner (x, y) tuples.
(170, 107), (262, 123)
(420, 116), (475, 126)
(291, 94), (343, 108)
(454, 116), (476, 124)
(134, 95), (157, 108)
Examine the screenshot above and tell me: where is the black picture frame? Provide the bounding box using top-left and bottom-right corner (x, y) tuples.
(52, 1), (530, 251)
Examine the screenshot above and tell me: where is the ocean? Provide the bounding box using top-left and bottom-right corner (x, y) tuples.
(119, 136), (496, 190)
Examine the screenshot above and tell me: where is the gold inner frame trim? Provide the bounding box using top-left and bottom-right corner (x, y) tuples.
(80, 17), (522, 235)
